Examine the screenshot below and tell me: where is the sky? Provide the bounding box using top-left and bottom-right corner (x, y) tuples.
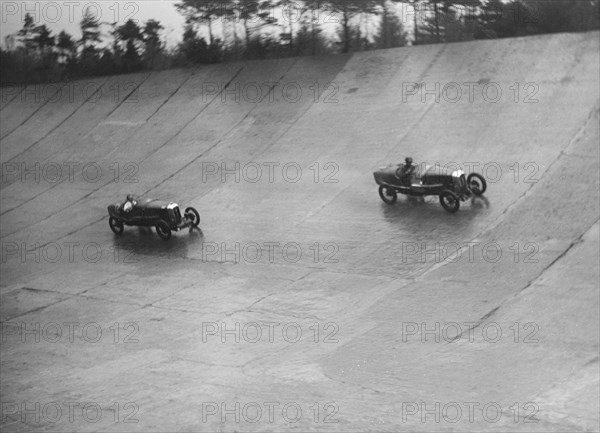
(1, 1), (186, 49)
(0, 0), (421, 50)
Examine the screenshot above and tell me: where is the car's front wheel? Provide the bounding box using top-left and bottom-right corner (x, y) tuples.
(440, 190), (460, 213)
(185, 207), (200, 228)
(467, 173), (487, 196)
(155, 220), (172, 240)
(378, 185), (398, 205)
(109, 217), (124, 234)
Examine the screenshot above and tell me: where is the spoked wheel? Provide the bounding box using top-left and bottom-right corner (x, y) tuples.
(184, 207), (200, 228)
(467, 173), (487, 196)
(378, 185), (398, 205)
(109, 217), (124, 234)
(439, 190), (460, 213)
(155, 220), (172, 241)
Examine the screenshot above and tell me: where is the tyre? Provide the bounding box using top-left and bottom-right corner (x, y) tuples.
(109, 217), (124, 234)
(378, 185), (398, 205)
(439, 190), (460, 213)
(467, 173), (487, 196)
(155, 220), (172, 240)
(184, 207), (200, 228)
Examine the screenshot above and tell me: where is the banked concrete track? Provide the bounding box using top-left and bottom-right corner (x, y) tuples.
(1, 32), (598, 432)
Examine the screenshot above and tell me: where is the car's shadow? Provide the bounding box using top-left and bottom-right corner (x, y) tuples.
(381, 195), (491, 230)
(470, 195), (491, 210)
(110, 226), (204, 260)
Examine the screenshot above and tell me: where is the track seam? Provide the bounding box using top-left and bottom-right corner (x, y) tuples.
(1, 78), (109, 178)
(0, 85), (23, 112)
(449, 217), (598, 342)
(144, 69), (198, 122)
(102, 71), (153, 120)
(2, 73), (153, 191)
(0, 66), (245, 241)
(140, 61), (298, 195)
(0, 82), (64, 140)
(0, 69), (198, 217)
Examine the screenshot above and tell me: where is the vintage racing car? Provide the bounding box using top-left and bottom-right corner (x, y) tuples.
(108, 195), (200, 240)
(373, 160), (487, 213)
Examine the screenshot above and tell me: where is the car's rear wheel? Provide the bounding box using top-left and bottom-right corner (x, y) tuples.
(378, 185), (398, 205)
(155, 220), (172, 240)
(184, 207), (200, 228)
(467, 173), (487, 196)
(440, 190), (460, 213)
(109, 217), (124, 234)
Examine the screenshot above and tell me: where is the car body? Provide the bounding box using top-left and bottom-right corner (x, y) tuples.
(373, 163), (487, 212)
(108, 196), (200, 240)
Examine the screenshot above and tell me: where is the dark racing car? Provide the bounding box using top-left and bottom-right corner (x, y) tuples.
(373, 159), (487, 213)
(108, 195), (200, 240)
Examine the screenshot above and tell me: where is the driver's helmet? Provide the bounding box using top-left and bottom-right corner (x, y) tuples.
(126, 194), (134, 202)
(405, 157), (414, 166)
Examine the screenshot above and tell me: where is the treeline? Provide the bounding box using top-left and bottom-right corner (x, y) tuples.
(1, 0), (599, 85)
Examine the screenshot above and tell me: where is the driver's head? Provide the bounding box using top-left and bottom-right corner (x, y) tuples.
(405, 157), (413, 166)
(127, 194), (133, 202)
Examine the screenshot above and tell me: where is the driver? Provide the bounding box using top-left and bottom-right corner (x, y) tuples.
(124, 194), (136, 213)
(398, 157), (416, 186)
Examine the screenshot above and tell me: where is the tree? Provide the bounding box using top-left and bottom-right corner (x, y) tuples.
(33, 25), (56, 68)
(374, 3), (407, 48)
(296, 2), (332, 56)
(56, 31), (76, 63)
(302, 0), (325, 55)
(275, 0), (302, 53)
(570, 0), (600, 31)
(117, 19), (143, 45)
(236, 0), (277, 55)
(474, 0), (533, 39)
(178, 23), (209, 63)
(77, 8), (102, 75)
(374, 0), (390, 48)
(80, 7), (101, 49)
(220, 2), (241, 58)
(115, 19), (144, 70)
(326, 0), (378, 53)
(143, 19), (165, 68)
(521, 0), (600, 34)
(98, 48), (119, 75)
(417, 0), (475, 43)
(34, 25), (55, 52)
(176, 0), (224, 46)
(17, 13), (37, 54)
(409, 0), (420, 45)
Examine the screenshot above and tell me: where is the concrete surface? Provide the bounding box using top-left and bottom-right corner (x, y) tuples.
(1, 32), (599, 432)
